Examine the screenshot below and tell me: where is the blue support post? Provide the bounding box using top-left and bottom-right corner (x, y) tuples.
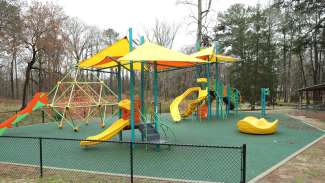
(153, 62), (158, 130)
(129, 28), (135, 143)
(140, 36), (145, 122)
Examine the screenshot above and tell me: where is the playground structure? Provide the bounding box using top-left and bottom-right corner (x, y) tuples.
(77, 30), (208, 145)
(0, 28), (241, 142)
(170, 45), (241, 122)
(237, 116), (278, 135)
(170, 77), (241, 122)
(46, 69), (119, 132)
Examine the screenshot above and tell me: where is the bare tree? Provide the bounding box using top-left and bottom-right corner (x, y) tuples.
(63, 17), (91, 63)
(102, 28), (119, 46)
(177, 0), (213, 47)
(144, 19), (180, 48)
(21, 1), (66, 107)
(0, 0), (22, 99)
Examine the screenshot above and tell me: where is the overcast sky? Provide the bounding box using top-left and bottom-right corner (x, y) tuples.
(47, 0), (265, 50)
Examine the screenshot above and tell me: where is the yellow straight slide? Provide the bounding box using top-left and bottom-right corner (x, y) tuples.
(170, 87), (207, 122)
(80, 119), (129, 146)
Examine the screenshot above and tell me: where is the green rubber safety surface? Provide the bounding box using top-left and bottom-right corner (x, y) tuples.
(0, 112), (323, 182)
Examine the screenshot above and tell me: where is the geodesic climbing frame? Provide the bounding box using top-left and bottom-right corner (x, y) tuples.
(47, 69), (118, 132)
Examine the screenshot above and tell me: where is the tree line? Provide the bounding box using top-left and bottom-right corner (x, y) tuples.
(213, 0), (325, 106)
(0, 0), (324, 109)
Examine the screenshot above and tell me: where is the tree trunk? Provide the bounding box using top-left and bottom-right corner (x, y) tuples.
(21, 47), (37, 108)
(14, 52), (19, 98)
(298, 51), (307, 88)
(197, 0), (202, 46)
(313, 34), (319, 85)
(10, 48), (16, 99)
(283, 30), (288, 103)
(38, 56), (42, 92)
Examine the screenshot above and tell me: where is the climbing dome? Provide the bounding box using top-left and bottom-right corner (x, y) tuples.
(46, 69), (118, 131)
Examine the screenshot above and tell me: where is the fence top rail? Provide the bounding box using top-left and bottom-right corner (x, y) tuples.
(0, 110), (19, 114)
(0, 135), (244, 149)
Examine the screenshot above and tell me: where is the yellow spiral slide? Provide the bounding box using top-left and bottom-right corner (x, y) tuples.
(170, 87), (208, 122)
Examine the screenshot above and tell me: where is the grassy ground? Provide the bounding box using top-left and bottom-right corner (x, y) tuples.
(0, 164), (175, 183)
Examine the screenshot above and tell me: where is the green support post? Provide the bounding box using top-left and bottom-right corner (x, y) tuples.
(129, 28), (135, 143)
(261, 88), (269, 117)
(218, 82), (224, 118)
(214, 41), (219, 118)
(117, 63), (122, 141)
(140, 36), (145, 122)
(153, 62), (158, 130)
(226, 85), (231, 115)
(117, 65), (122, 118)
(235, 89), (239, 116)
(207, 60), (211, 120)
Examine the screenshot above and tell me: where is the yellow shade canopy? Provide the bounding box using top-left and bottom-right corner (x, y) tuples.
(78, 37), (130, 68)
(191, 47), (240, 62)
(118, 42), (206, 71)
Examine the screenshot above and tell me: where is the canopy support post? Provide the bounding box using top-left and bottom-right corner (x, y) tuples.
(153, 62), (158, 130)
(207, 59), (211, 120)
(215, 42), (220, 119)
(140, 36), (145, 122)
(117, 64), (122, 141)
(129, 28), (135, 144)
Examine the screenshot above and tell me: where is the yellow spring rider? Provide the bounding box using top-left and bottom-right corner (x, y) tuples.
(237, 116), (278, 135)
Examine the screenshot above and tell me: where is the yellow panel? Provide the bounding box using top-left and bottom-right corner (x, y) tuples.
(191, 47), (240, 63)
(118, 42), (206, 69)
(93, 60), (143, 71)
(78, 37), (130, 68)
(197, 78), (207, 83)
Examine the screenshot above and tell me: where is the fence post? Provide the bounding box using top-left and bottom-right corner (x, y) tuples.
(130, 141), (133, 183)
(241, 144), (246, 183)
(41, 111), (45, 123)
(39, 137), (43, 178)
(15, 110), (19, 127)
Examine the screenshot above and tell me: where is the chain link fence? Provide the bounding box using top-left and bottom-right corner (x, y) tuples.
(0, 109), (47, 125)
(0, 136), (246, 183)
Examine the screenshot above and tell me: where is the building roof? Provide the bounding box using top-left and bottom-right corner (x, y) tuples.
(297, 83), (325, 92)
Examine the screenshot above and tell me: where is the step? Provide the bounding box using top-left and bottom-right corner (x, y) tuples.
(145, 134), (160, 141)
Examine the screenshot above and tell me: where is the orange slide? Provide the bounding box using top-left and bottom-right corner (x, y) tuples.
(0, 92), (48, 135)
